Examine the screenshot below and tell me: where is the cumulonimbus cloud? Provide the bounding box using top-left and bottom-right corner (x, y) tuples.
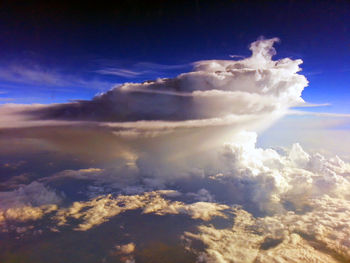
(1, 37), (307, 127)
(0, 38), (309, 167)
(2, 38), (350, 262)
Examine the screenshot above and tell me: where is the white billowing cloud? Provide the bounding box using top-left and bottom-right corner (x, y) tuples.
(256, 196), (350, 260)
(143, 199), (228, 221)
(255, 234), (337, 263)
(0, 38), (307, 132)
(184, 206), (344, 263)
(179, 136), (350, 262)
(1, 205), (58, 229)
(184, 209), (265, 263)
(200, 131), (350, 215)
(55, 190), (228, 231)
(99, 37), (305, 123)
(0, 38), (311, 178)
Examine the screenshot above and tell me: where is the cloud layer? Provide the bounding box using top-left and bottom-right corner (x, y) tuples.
(2, 134), (350, 261)
(1, 38), (349, 262)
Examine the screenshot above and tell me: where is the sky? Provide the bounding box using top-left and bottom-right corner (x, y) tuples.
(1, 1), (350, 263)
(0, 0), (349, 112)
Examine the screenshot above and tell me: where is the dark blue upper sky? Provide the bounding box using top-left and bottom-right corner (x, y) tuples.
(0, 0), (349, 113)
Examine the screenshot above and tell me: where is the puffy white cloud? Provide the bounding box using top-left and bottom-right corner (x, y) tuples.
(1, 204), (57, 224)
(181, 137), (350, 262)
(201, 131), (350, 214)
(255, 233), (337, 263)
(55, 190), (228, 231)
(257, 196), (350, 259)
(0, 38), (311, 183)
(184, 208), (265, 263)
(0, 181), (61, 231)
(184, 206), (345, 263)
(0, 38), (307, 133)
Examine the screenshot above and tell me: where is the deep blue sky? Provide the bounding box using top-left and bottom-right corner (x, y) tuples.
(0, 0), (349, 113)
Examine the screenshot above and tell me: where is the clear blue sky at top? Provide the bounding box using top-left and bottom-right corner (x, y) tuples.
(0, 0), (349, 113)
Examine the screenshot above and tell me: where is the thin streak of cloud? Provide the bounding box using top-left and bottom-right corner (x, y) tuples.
(96, 68), (146, 78)
(0, 65), (113, 90)
(293, 102), (331, 107)
(287, 109), (350, 117)
(95, 62), (191, 78)
(229, 54), (246, 59)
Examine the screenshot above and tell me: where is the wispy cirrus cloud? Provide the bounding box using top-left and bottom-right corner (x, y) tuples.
(293, 102), (331, 108)
(229, 54), (246, 59)
(96, 68), (149, 78)
(288, 109), (350, 117)
(0, 64), (113, 91)
(95, 62), (191, 78)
